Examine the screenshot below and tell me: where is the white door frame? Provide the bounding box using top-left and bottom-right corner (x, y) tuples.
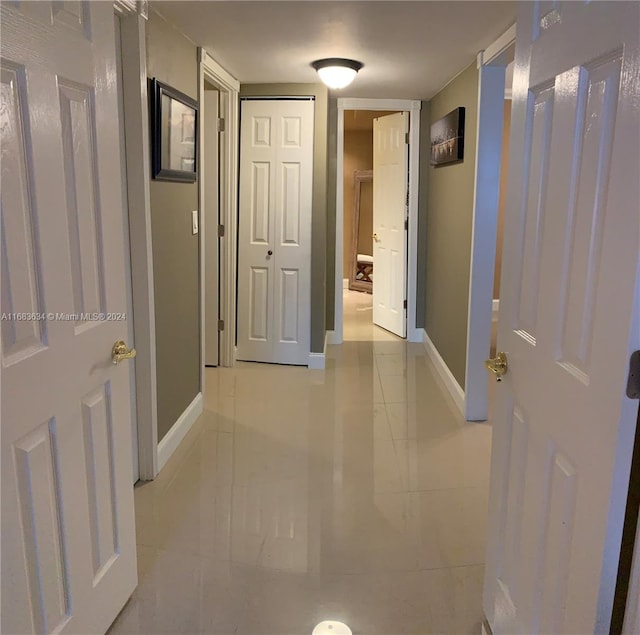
(115, 5), (158, 480)
(464, 25), (516, 421)
(331, 98), (422, 344)
(199, 49), (240, 373)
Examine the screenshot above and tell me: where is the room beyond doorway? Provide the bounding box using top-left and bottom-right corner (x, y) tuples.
(342, 108), (410, 339)
(331, 98), (422, 346)
(343, 109), (395, 295)
(343, 289), (402, 343)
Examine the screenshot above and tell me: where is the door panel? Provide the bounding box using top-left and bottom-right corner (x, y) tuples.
(1, 63), (46, 361)
(252, 162), (271, 243)
(249, 267), (270, 341)
(1, 2), (137, 633)
(237, 99), (313, 365)
(372, 112), (408, 337)
(59, 80), (106, 321)
(281, 163), (300, 244)
(279, 268), (299, 343)
(13, 419), (69, 634)
(484, 2), (640, 633)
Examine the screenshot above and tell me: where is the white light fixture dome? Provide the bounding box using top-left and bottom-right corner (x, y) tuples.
(311, 58), (363, 90)
(312, 621), (352, 635)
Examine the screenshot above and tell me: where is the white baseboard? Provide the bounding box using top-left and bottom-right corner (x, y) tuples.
(421, 329), (465, 415)
(325, 329), (339, 346)
(343, 278), (349, 289)
(308, 330), (330, 369)
(157, 392), (203, 472)
(308, 352), (325, 369)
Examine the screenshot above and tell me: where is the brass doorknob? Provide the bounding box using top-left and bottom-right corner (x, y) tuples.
(112, 340), (137, 365)
(485, 351), (508, 382)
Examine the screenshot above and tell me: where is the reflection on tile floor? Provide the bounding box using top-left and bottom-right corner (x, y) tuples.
(109, 291), (492, 635)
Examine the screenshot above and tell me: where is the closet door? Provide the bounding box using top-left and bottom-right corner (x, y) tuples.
(237, 99), (314, 365)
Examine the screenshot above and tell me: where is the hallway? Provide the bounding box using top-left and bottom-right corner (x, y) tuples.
(109, 292), (492, 634)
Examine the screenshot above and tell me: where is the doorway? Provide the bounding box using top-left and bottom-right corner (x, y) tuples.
(342, 109), (405, 339)
(332, 99), (422, 346)
(199, 50), (240, 371)
(463, 32), (515, 422)
(490, 62), (514, 358)
(203, 81), (220, 368)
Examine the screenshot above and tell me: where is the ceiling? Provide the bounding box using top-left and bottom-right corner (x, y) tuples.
(152, 1), (517, 100)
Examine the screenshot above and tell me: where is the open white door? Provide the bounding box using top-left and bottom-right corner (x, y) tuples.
(237, 98), (313, 365)
(484, 2), (640, 633)
(372, 112), (408, 338)
(1, 2), (137, 633)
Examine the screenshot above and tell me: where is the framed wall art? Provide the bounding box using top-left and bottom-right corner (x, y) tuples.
(150, 78), (198, 182)
(430, 106), (465, 166)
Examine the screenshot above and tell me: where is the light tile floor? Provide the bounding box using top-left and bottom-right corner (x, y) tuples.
(109, 291), (493, 635)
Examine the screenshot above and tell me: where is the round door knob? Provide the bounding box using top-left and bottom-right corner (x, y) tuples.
(267, 250), (273, 256)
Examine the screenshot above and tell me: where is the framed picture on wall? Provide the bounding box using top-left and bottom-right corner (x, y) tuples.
(430, 106), (465, 166)
(150, 78), (198, 182)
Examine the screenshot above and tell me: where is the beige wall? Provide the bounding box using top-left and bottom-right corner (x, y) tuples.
(326, 98), (337, 331)
(343, 130), (373, 277)
(494, 99), (512, 299)
(146, 11), (201, 441)
(239, 84), (328, 353)
(416, 100), (430, 328)
(424, 61), (479, 389)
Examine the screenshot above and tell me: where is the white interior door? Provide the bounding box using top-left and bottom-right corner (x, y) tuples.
(237, 99), (313, 365)
(204, 87), (219, 367)
(484, 2), (640, 634)
(372, 112), (408, 338)
(1, 2), (137, 633)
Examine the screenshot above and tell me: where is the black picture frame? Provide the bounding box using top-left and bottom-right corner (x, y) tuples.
(430, 106), (465, 166)
(149, 78), (198, 182)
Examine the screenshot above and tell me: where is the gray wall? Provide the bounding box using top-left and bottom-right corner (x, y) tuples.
(423, 62), (479, 388)
(239, 84), (329, 353)
(326, 97), (337, 331)
(416, 100), (430, 329)
(147, 11), (200, 441)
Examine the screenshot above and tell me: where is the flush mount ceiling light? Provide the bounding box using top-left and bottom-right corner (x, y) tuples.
(311, 58), (363, 90)
(312, 621), (352, 635)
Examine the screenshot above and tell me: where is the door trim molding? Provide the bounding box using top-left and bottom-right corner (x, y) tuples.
(199, 49), (240, 373)
(464, 26), (515, 422)
(118, 11), (158, 480)
(334, 98), (422, 344)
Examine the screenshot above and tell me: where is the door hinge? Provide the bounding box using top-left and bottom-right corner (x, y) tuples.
(405, 131), (410, 145)
(218, 224), (225, 238)
(218, 319), (225, 332)
(404, 218), (408, 230)
(217, 117), (225, 133)
(403, 299), (407, 310)
(627, 350), (640, 399)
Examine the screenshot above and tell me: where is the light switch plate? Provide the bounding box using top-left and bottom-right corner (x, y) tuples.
(192, 210), (199, 235)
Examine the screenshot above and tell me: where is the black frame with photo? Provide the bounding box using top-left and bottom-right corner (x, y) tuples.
(150, 78), (198, 182)
(430, 106), (465, 167)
